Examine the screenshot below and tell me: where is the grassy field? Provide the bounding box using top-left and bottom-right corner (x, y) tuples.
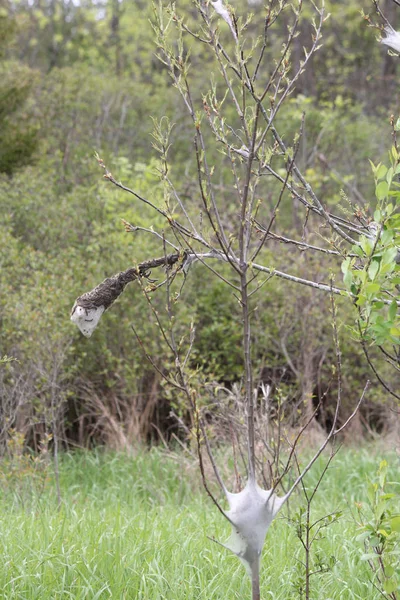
(0, 445), (398, 599)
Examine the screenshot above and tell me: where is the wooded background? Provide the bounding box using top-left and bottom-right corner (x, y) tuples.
(0, 0), (398, 451)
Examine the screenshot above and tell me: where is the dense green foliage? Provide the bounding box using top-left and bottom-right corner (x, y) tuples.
(0, 0), (399, 449)
(0, 447), (398, 598)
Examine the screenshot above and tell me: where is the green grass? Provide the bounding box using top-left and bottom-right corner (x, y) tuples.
(0, 446), (398, 599)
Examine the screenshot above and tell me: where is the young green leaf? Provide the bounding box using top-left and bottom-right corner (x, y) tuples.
(376, 181), (389, 201)
(389, 300), (398, 322)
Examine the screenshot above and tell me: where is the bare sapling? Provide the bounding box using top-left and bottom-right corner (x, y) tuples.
(70, 0), (400, 597)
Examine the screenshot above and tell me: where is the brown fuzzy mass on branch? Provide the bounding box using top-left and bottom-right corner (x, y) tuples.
(70, 252), (182, 337)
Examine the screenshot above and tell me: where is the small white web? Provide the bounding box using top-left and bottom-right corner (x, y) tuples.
(70, 305), (105, 338)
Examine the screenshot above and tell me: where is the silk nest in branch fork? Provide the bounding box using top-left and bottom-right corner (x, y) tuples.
(381, 26), (400, 53)
(70, 305), (105, 338)
(211, 0), (237, 42)
(220, 479), (287, 578)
